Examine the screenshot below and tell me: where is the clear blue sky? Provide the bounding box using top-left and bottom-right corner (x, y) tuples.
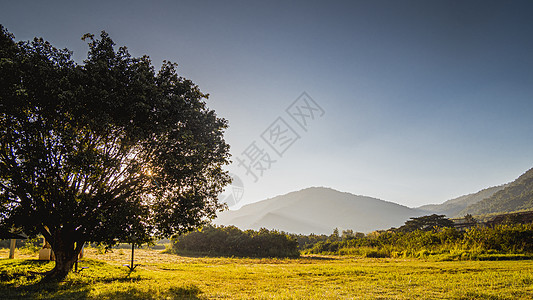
(2, 0), (533, 208)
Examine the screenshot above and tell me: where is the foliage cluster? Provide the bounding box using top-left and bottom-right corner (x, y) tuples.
(0, 236), (42, 253)
(289, 229), (365, 251)
(170, 225), (300, 258)
(396, 214), (455, 232)
(290, 233), (329, 251)
(304, 223), (533, 259)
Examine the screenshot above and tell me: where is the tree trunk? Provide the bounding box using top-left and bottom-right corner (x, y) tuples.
(42, 232), (84, 282)
(9, 239), (16, 259)
(45, 253), (77, 281)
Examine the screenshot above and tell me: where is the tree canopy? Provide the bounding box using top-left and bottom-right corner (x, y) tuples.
(398, 214), (454, 232)
(0, 26), (231, 280)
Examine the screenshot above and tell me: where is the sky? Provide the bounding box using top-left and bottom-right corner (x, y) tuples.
(2, 0), (533, 209)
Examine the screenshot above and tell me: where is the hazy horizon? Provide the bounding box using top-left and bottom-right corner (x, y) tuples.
(222, 181), (512, 211)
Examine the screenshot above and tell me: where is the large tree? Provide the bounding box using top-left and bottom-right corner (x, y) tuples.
(0, 26), (231, 280)
(398, 214), (454, 232)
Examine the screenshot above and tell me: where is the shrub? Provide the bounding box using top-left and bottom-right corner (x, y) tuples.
(171, 225), (299, 258)
(303, 223), (533, 259)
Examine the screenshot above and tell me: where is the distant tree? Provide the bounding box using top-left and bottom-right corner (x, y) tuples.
(0, 26), (230, 280)
(291, 233), (329, 250)
(398, 214), (454, 232)
(464, 214), (477, 224)
(329, 228), (340, 242)
(341, 229), (354, 240)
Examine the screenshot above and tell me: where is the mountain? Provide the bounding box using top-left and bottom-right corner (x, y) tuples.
(417, 185), (507, 218)
(460, 168), (533, 216)
(214, 187), (425, 235)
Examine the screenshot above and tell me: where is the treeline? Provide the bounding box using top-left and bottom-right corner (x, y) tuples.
(290, 228), (364, 251)
(171, 214), (533, 260)
(0, 236), (41, 251)
(170, 225), (299, 258)
(304, 223), (533, 259)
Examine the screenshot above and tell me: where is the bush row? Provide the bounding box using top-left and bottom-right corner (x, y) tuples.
(304, 224), (533, 258)
(170, 225), (300, 258)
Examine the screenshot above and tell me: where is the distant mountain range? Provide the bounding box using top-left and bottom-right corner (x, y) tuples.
(215, 187), (425, 235)
(459, 167), (533, 216)
(421, 167), (533, 218)
(417, 185), (507, 218)
(215, 168), (533, 234)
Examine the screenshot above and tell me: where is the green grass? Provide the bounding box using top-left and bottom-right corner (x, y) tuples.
(1, 249), (533, 299)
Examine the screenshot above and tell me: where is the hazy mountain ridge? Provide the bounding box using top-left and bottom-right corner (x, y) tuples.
(215, 168), (533, 234)
(460, 168), (533, 216)
(417, 185), (507, 218)
(215, 187), (425, 234)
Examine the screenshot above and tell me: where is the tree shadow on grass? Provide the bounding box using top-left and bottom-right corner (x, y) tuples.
(300, 255), (339, 261)
(98, 284), (204, 300)
(1, 259), (205, 299)
(0, 260), (88, 299)
(0, 259), (146, 299)
(0, 259), (52, 282)
(0, 277), (92, 300)
(0, 280), (205, 300)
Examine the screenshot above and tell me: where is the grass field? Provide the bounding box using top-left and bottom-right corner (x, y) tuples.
(1, 248), (533, 299)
